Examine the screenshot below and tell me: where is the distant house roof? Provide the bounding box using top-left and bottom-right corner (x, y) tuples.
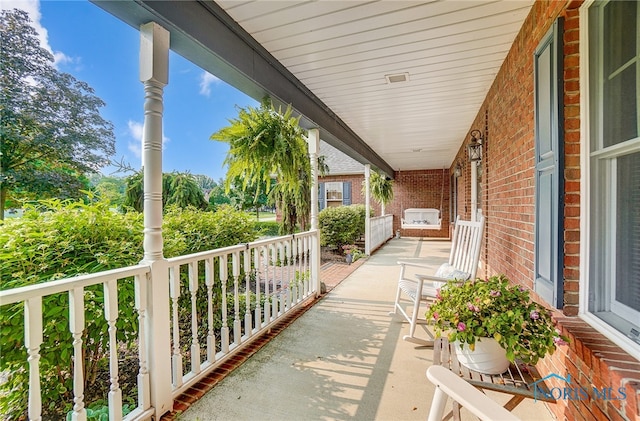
(320, 141), (364, 176)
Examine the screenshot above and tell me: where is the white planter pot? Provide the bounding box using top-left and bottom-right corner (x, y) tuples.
(454, 337), (510, 375)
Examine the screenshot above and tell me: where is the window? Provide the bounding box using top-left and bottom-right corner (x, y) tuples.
(325, 182), (343, 204)
(318, 181), (352, 210)
(584, 0), (640, 349)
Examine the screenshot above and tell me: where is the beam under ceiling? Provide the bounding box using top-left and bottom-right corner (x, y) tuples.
(92, 0), (395, 177)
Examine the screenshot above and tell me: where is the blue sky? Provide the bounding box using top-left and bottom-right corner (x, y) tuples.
(3, 0), (258, 181)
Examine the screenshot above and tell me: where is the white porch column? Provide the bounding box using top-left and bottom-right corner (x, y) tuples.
(470, 161), (478, 222)
(307, 129), (321, 297)
(139, 22), (173, 417)
(364, 164), (371, 255)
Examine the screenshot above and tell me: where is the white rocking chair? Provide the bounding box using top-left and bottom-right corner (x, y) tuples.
(390, 215), (485, 346)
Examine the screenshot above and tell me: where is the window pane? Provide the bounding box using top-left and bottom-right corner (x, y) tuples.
(604, 1), (636, 75)
(616, 152), (640, 312)
(325, 182), (342, 200)
(604, 63), (637, 146)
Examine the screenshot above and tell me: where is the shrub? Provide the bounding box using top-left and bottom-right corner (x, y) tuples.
(163, 204), (257, 256)
(0, 199), (143, 419)
(255, 220), (280, 237)
(0, 200), (259, 419)
(318, 204), (367, 249)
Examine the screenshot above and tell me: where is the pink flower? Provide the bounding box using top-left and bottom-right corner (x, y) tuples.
(530, 310), (540, 320)
(457, 322), (466, 331)
(553, 336), (568, 346)
(467, 303), (480, 312)
(435, 289), (442, 300)
(490, 290), (501, 297)
(432, 311), (439, 320)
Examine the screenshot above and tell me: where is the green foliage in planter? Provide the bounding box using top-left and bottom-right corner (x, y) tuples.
(318, 205), (367, 249)
(426, 275), (569, 365)
(0, 200), (259, 419)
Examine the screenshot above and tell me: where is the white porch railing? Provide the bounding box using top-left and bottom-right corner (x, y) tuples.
(369, 214), (394, 253)
(166, 232), (317, 398)
(0, 231), (319, 421)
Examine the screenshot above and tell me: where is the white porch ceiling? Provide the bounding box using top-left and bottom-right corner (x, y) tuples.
(216, 0), (534, 172)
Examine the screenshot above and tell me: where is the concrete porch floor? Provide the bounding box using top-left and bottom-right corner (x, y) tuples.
(175, 237), (555, 421)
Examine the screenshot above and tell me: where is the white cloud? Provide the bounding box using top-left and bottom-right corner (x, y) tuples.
(53, 51), (77, 68)
(127, 120), (144, 158)
(199, 72), (220, 97)
(1, 0), (79, 69)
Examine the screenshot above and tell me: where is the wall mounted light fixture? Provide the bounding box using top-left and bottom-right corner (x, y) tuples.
(467, 129), (484, 162)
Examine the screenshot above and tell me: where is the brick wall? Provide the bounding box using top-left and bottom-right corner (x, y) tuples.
(453, 1), (640, 420)
(388, 169), (450, 238)
(319, 174), (381, 214)
(320, 171), (450, 238)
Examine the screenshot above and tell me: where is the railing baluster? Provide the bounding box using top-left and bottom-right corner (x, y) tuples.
(291, 239), (298, 305)
(296, 236), (303, 302)
(169, 266), (183, 388)
(271, 241), (284, 320)
(279, 241), (286, 316)
(243, 248), (252, 338)
(68, 287), (86, 421)
(134, 274), (150, 411)
(219, 255), (229, 353)
(232, 251), (241, 346)
(263, 246), (271, 325)
(188, 262), (201, 374)
(103, 279), (122, 421)
(303, 236), (309, 296)
(286, 239), (293, 310)
(24, 296), (43, 421)
(205, 257), (216, 362)
(254, 247), (262, 331)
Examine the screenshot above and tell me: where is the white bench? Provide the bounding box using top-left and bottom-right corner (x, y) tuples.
(427, 365), (520, 421)
(401, 208), (441, 229)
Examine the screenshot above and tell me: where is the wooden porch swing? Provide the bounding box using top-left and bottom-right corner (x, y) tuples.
(400, 168), (445, 230)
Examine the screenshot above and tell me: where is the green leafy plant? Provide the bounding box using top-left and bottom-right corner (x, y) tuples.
(0, 199), (142, 419)
(66, 401), (134, 421)
(0, 199), (259, 419)
(318, 205), (367, 249)
(426, 275), (569, 365)
(362, 170), (393, 214)
(255, 220), (280, 237)
(212, 98), (310, 234)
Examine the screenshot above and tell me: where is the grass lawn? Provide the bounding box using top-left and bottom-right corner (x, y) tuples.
(247, 211), (276, 221)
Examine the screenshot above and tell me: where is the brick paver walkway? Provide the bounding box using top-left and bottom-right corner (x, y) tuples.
(161, 257), (367, 420)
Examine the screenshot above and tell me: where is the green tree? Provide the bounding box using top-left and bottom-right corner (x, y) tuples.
(208, 180), (232, 210)
(91, 175), (127, 207)
(228, 176), (269, 219)
(0, 9), (115, 218)
(211, 99), (309, 234)
(124, 171), (208, 212)
(192, 174), (217, 191)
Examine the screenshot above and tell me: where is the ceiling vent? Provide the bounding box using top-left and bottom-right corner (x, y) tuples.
(385, 72), (409, 84)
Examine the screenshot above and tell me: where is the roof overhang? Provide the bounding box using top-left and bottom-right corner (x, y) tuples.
(92, 0), (395, 177)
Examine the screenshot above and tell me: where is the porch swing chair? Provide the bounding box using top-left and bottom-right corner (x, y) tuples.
(400, 168), (445, 230)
